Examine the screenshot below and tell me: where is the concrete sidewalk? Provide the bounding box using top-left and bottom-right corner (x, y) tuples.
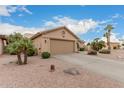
(55, 53), (124, 83)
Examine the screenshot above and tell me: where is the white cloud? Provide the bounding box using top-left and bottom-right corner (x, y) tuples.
(18, 14), (24, 17)
(0, 5), (32, 16)
(0, 23), (43, 35)
(7, 6), (17, 13)
(43, 16), (98, 34)
(99, 19), (113, 24)
(0, 6), (10, 16)
(18, 6), (32, 15)
(122, 35), (124, 39)
(0, 15), (122, 43)
(112, 13), (124, 19)
(112, 13), (120, 19)
(101, 32), (120, 43)
(0, 16), (98, 36)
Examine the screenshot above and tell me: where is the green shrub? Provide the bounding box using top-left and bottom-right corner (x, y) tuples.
(87, 50), (97, 55)
(27, 48), (37, 56)
(10, 52), (17, 55)
(41, 52), (51, 59)
(99, 49), (110, 54)
(113, 47), (117, 49)
(80, 47), (85, 51)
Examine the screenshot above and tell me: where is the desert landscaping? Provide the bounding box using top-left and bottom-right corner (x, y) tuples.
(0, 25), (124, 88)
(0, 54), (123, 88)
(98, 49), (124, 61)
(0, 6), (124, 88)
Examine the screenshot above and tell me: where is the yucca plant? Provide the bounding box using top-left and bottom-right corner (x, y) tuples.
(6, 33), (35, 65)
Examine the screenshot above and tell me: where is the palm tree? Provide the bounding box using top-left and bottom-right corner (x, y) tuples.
(104, 24), (114, 51)
(6, 33), (34, 65)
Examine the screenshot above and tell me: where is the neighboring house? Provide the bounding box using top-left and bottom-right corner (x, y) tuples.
(31, 26), (82, 55)
(105, 42), (120, 49)
(24, 33), (34, 38)
(119, 39), (124, 49)
(79, 40), (85, 48)
(101, 37), (120, 49)
(0, 35), (7, 55)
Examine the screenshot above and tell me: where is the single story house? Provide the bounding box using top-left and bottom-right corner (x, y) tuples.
(105, 42), (120, 49)
(101, 37), (120, 50)
(31, 26), (83, 55)
(0, 35), (7, 55)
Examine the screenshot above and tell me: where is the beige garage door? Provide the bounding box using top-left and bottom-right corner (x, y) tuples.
(50, 39), (74, 55)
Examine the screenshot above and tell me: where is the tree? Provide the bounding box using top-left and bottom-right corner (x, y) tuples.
(6, 33), (34, 65)
(90, 38), (105, 51)
(104, 24), (114, 51)
(87, 42), (90, 46)
(22, 38), (34, 64)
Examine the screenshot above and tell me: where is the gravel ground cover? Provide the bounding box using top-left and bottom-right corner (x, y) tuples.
(98, 49), (124, 61)
(0, 55), (123, 88)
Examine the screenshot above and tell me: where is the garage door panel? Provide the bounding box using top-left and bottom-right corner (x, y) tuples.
(50, 39), (74, 55)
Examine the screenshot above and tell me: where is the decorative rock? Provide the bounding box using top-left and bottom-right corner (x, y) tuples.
(63, 68), (80, 75)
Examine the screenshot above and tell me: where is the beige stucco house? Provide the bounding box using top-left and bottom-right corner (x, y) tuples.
(101, 37), (120, 50)
(31, 26), (83, 55)
(105, 42), (120, 49)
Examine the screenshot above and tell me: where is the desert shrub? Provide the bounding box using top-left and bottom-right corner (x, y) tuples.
(87, 50), (97, 55)
(10, 52), (17, 55)
(27, 48), (37, 56)
(90, 38), (105, 51)
(99, 49), (110, 54)
(113, 47), (117, 49)
(122, 44), (124, 46)
(41, 52), (51, 59)
(79, 47), (85, 51)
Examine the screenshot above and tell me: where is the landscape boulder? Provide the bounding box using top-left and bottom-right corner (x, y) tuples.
(63, 68), (80, 75)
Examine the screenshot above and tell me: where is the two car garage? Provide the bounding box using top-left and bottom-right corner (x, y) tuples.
(50, 39), (75, 55)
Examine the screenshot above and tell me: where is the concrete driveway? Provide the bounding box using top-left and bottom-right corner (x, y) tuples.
(55, 53), (124, 83)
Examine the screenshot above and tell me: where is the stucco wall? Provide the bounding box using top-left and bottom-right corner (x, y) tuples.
(32, 36), (42, 54)
(32, 28), (80, 54)
(0, 39), (3, 55)
(105, 43), (120, 49)
(42, 28), (77, 40)
(42, 28), (79, 52)
(41, 37), (50, 53)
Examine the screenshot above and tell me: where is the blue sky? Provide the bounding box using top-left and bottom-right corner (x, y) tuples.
(0, 5), (124, 42)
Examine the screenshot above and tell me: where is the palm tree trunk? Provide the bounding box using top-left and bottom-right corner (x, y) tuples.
(17, 53), (22, 65)
(108, 37), (111, 50)
(108, 31), (111, 50)
(24, 49), (28, 64)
